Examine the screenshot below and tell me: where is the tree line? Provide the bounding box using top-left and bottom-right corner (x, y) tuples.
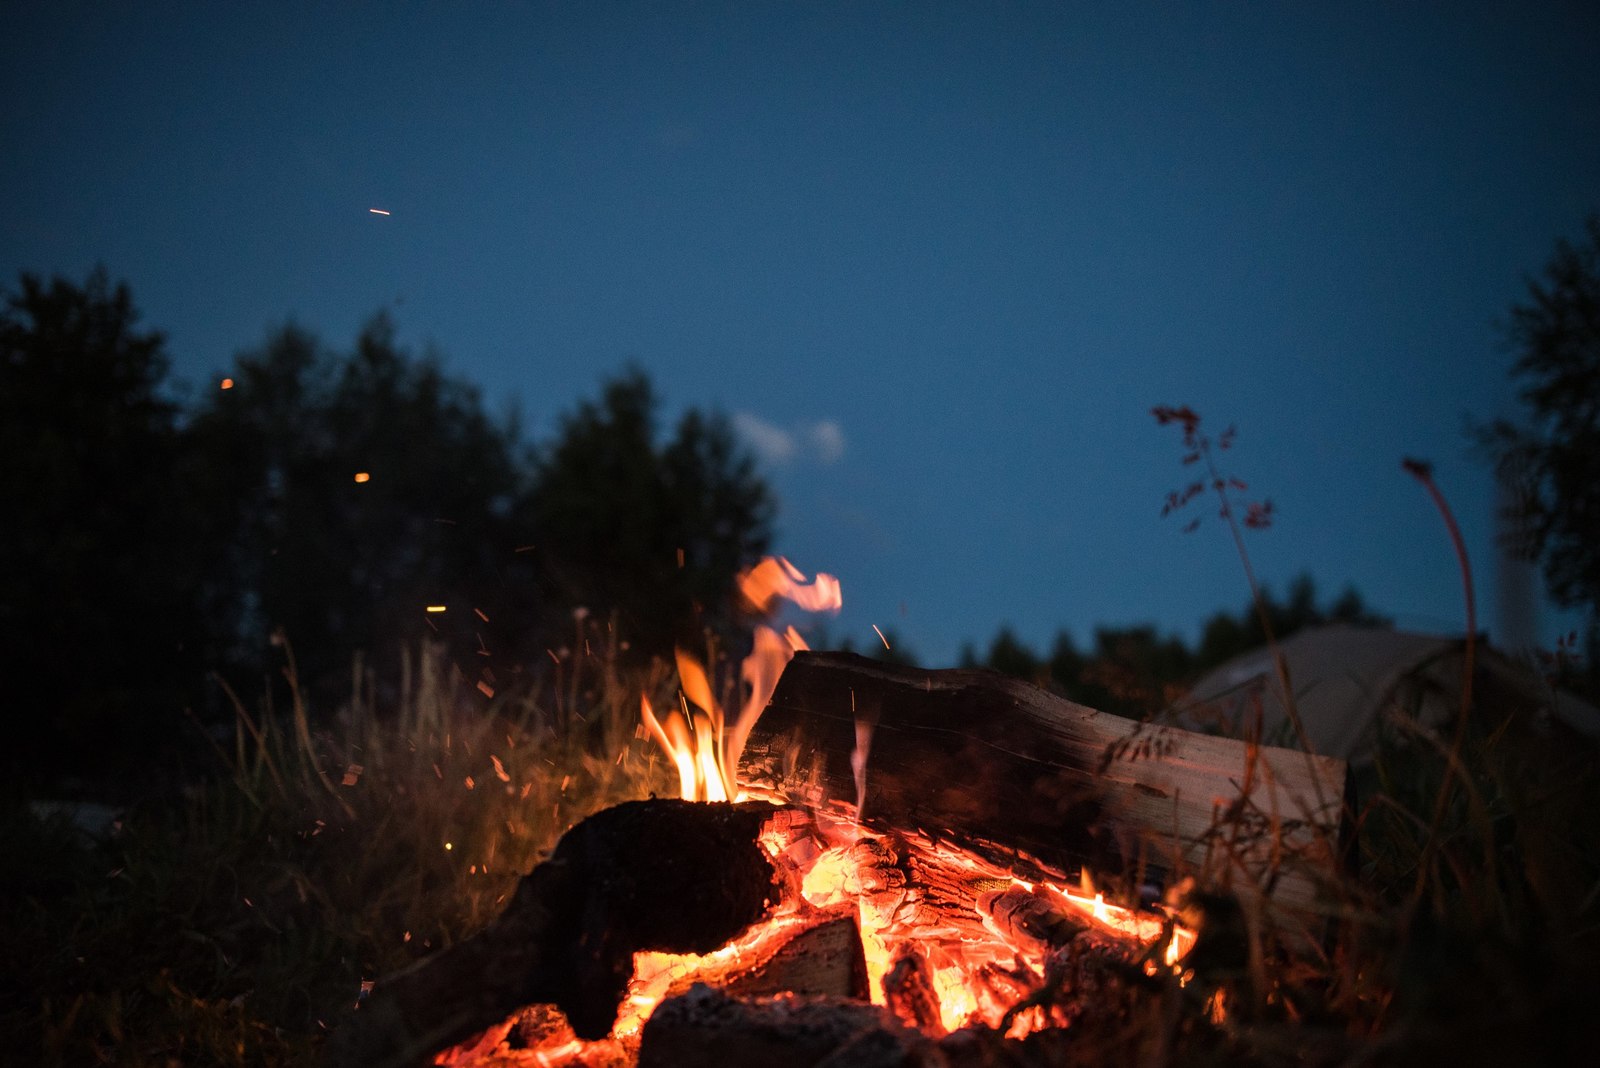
(952, 575), (1387, 718)
(0, 270), (774, 792)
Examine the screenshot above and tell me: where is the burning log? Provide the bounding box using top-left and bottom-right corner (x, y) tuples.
(637, 984), (924, 1068)
(430, 915), (870, 1067)
(845, 832), (996, 934)
(636, 983), (1142, 1068)
(744, 652), (1353, 924)
(712, 913), (871, 1002)
(976, 887), (1089, 957)
(880, 948), (944, 1036)
(322, 798), (787, 1068)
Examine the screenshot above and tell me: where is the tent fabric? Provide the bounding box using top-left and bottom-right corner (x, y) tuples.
(1177, 624), (1600, 766)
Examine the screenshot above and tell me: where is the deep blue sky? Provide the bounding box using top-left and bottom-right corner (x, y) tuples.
(5, 3), (1596, 665)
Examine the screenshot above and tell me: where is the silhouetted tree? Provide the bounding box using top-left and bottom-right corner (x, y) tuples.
(982, 626), (1046, 686)
(1045, 633), (1088, 696)
(1195, 574), (1387, 668)
(186, 315), (530, 696)
(1, 271), (783, 784)
(1080, 625), (1197, 714)
(0, 270), (205, 788)
(1478, 216), (1600, 637)
(972, 574), (1387, 717)
(522, 369), (774, 660)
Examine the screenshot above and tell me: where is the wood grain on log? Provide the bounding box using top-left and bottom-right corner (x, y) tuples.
(716, 914), (871, 1002)
(630, 911), (870, 1014)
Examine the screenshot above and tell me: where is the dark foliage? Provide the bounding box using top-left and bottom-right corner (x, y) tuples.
(1, 271), (777, 793)
(0, 270), (208, 790)
(520, 369), (774, 661)
(184, 315), (531, 699)
(965, 574), (1388, 716)
(1478, 216), (1600, 637)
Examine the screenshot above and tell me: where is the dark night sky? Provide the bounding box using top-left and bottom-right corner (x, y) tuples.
(4, 2), (1596, 664)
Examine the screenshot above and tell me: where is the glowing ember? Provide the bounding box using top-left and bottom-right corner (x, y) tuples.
(615, 909), (823, 1038)
(782, 807), (1198, 1036)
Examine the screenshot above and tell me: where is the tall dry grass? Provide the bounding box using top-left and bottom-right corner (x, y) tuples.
(1143, 412), (1599, 1063)
(3, 629), (673, 1066)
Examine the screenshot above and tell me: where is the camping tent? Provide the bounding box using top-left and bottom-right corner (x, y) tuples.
(1179, 624), (1600, 767)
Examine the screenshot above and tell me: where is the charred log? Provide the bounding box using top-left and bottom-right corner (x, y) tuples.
(323, 799), (786, 1068)
(638, 983), (1153, 1068)
(637, 984), (924, 1068)
(938, 1026), (1087, 1068)
(440, 915), (870, 1066)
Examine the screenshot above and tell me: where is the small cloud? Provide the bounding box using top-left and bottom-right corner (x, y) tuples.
(734, 413), (847, 467)
(808, 421), (846, 465)
(734, 412), (798, 465)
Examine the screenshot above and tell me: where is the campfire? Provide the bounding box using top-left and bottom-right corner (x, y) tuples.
(325, 560), (1348, 1067)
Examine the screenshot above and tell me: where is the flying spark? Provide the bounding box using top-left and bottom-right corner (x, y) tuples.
(872, 624), (891, 650)
(368, 208), (391, 215)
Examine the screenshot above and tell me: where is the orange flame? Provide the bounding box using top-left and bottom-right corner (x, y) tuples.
(738, 556), (844, 615)
(641, 557), (841, 802)
(640, 695), (727, 802)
